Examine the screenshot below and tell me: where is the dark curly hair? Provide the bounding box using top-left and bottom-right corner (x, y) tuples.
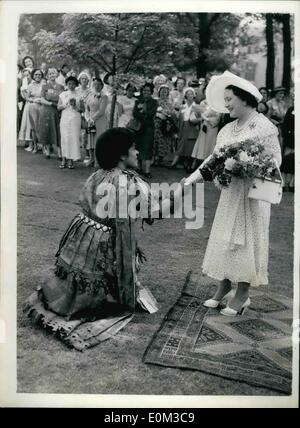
(31, 68), (44, 80)
(141, 82), (154, 95)
(96, 128), (137, 170)
(174, 76), (186, 88)
(65, 76), (79, 86)
(225, 85), (258, 108)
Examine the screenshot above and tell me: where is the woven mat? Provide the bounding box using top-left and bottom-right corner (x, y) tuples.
(143, 271), (293, 394)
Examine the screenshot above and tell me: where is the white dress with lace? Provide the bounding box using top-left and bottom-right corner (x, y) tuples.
(202, 112), (281, 287)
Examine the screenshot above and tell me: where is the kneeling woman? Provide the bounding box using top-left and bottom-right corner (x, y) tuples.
(25, 128), (183, 344)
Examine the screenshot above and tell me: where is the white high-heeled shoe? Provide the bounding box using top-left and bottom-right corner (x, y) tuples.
(220, 297), (251, 316)
(203, 290), (235, 309)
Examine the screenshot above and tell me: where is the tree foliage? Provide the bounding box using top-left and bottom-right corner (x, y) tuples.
(18, 13), (244, 77)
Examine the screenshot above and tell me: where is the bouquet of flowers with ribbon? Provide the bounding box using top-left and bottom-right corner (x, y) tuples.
(185, 139), (282, 204)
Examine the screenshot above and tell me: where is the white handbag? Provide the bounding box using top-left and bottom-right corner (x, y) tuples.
(248, 160), (283, 204)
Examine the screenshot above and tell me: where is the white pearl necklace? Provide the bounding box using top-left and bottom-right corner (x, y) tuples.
(232, 110), (257, 135)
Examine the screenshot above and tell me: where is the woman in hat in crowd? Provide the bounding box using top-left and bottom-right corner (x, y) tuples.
(132, 83), (158, 178)
(188, 79), (205, 104)
(38, 68), (64, 158)
(57, 76), (85, 169)
(170, 87), (202, 172)
(197, 71), (282, 316)
(153, 74), (167, 99)
(25, 128), (184, 347)
(85, 77), (108, 167)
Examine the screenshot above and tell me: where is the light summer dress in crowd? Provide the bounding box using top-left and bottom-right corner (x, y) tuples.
(202, 112), (282, 287)
(118, 95), (136, 127)
(18, 84), (32, 143)
(27, 80), (44, 141)
(192, 99), (222, 160)
(176, 102), (201, 158)
(38, 81), (64, 151)
(153, 97), (177, 161)
(85, 91), (108, 149)
(58, 90), (82, 161)
(76, 85), (91, 148)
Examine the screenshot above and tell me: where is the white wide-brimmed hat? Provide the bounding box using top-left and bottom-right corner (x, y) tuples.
(183, 87), (195, 97)
(206, 71), (263, 113)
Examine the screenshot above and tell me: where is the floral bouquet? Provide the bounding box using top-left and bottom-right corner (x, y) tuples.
(199, 140), (280, 189)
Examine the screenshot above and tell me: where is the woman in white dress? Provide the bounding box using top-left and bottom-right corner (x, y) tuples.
(198, 71), (281, 316)
(118, 83), (136, 128)
(58, 76), (84, 169)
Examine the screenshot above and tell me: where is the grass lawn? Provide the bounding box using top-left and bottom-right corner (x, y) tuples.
(17, 148), (294, 396)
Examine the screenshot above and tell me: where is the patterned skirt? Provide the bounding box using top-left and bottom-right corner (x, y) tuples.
(26, 214), (120, 321)
(153, 117), (175, 160)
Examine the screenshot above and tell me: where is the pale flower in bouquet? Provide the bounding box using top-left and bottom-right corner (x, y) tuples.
(224, 158), (236, 171)
(239, 151), (249, 162)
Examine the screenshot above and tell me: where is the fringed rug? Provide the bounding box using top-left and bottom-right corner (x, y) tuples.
(143, 271), (293, 394)
(25, 291), (134, 351)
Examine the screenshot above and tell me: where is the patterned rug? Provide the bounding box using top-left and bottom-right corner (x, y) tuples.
(143, 272), (293, 394)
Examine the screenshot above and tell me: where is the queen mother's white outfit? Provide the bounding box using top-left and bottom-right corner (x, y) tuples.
(202, 71), (281, 287)
(202, 72), (281, 288)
